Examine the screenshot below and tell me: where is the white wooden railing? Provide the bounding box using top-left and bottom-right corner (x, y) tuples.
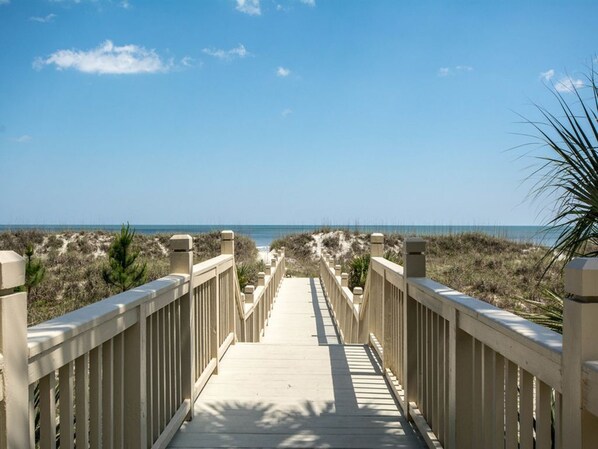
(0, 231), (285, 449)
(320, 233), (598, 449)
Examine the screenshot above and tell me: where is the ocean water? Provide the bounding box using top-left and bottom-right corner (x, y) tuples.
(0, 224), (559, 248)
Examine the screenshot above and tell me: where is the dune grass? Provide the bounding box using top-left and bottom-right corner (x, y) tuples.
(271, 229), (565, 316)
(0, 230), (258, 325)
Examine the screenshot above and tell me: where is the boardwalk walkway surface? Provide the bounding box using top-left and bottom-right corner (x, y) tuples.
(169, 278), (425, 448)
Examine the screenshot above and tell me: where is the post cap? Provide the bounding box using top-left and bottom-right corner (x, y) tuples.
(258, 272), (265, 278)
(370, 233), (384, 244)
(341, 272), (348, 279)
(0, 251), (26, 290)
(335, 264), (342, 270)
(565, 258), (598, 300)
(221, 230), (234, 241)
(170, 234), (193, 251)
(244, 285), (255, 294)
(405, 237), (426, 254)
(353, 287), (363, 295)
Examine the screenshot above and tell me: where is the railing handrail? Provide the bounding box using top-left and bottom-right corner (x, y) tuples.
(27, 274), (190, 359)
(0, 232), (287, 449)
(320, 234), (598, 449)
(240, 250), (281, 318)
(322, 252), (563, 373)
(192, 254), (233, 278)
(408, 277), (563, 368)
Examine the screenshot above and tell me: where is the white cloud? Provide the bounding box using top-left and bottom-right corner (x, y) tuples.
(202, 44), (249, 60)
(281, 108), (293, 117)
(181, 56), (194, 67)
(236, 0), (260, 15)
(276, 66), (291, 77)
(555, 76), (584, 93)
(540, 69), (555, 82)
(13, 135), (32, 143)
(0, 0), (10, 5)
(30, 13), (57, 23)
(33, 40), (171, 74)
(119, 0), (131, 9)
(299, 0), (315, 6)
(438, 65), (473, 77)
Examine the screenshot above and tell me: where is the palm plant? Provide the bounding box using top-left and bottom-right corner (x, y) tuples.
(348, 254), (370, 291)
(519, 63), (598, 333)
(524, 66), (598, 269)
(517, 289), (564, 333)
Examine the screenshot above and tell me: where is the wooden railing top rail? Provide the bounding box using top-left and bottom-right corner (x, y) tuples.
(241, 249), (285, 317)
(27, 274), (190, 359)
(409, 277), (562, 362)
(408, 276), (563, 390)
(1, 231), (290, 449)
(322, 234), (598, 448)
(320, 257), (361, 322)
(191, 254), (233, 279)
(371, 256), (404, 278)
(232, 264), (246, 321)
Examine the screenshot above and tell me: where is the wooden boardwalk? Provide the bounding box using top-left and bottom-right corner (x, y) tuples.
(169, 278), (425, 448)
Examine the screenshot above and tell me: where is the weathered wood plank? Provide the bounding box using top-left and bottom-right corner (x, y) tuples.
(169, 278), (424, 449)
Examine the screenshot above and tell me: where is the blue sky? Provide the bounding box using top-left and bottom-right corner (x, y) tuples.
(0, 0), (596, 225)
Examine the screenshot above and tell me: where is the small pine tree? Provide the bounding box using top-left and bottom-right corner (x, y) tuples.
(102, 223), (147, 293)
(24, 244), (45, 293)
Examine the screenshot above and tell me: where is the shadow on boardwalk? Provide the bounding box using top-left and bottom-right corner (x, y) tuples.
(169, 277), (425, 448)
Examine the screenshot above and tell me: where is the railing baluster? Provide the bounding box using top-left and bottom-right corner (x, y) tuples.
(493, 353), (505, 449)
(519, 368), (534, 449)
(113, 333), (125, 448)
(455, 328), (473, 449)
(75, 353), (90, 449)
(39, 371), (57, 449)
(505, 360), (518, 448)
(536, 379), (552, 448)
(482, 345), (494, 448)
(472, 340), (483, 447)
(89, 345), (102, 449)
(155, 312), (164, 441)
(102, 340), (114, 448)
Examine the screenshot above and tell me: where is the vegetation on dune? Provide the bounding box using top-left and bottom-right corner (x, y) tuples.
(348, 254), (370, 292)
(23, 243), (46, 294)
(0, 229), (260, 325)
(102, 223), (147, 293)
(272, 229), (564, 317)
(237, 259), (266, 290)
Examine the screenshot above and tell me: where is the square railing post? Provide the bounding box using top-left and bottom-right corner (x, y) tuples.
(562, 258), (598, 448)
(170, 235), (194, 419)
(403, 238), (426, 419)
(221, 230), (234, 256)
(0, 251), (29, 449)
(370, 233), (384, 257)
(221, 231), (236, 344)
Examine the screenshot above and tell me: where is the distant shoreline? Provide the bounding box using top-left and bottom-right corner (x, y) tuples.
(0, 224), (558, 247)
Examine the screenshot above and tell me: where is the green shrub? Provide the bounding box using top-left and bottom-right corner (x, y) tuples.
(102, 224), (147, 293)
